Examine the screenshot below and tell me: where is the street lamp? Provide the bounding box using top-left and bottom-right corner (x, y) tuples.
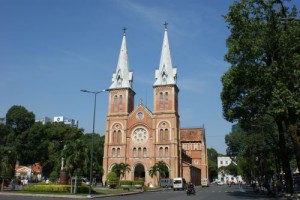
(80, 89), (107, 197)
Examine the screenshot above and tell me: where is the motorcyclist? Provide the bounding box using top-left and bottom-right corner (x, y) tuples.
(187, 182), (195, 194)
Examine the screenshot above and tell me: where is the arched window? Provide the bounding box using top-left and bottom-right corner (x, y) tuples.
(119, 95), (122, 111)
(133, 148), (137, 157)
(160, 129), (164, 142)
(138, 147), (142, 157)
(143, 147), (147, 157)
(117, 130), (122, 143)
(159, 147), (163, 157)
(165, 147), (169, 157)
(112, 148), (115, 157)
(165, 92), (168, 109)
(159, 92), (163, 109)
(164, 129), (169, 141)
(113, 95), (118, 112)
(117, 148), (120, 157)
(113, 130), (117, 143)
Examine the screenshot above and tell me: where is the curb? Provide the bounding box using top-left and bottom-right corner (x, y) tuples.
(0, 190), (145, 199)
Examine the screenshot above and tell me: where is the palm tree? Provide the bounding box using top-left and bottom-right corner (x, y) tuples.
(149, 161), (169, 185)
(112, 163), (131, 180)
(149, 164), (159, 184)
(157, 161), (168, 178)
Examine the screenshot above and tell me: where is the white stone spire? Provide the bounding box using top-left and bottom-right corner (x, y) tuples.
(154, 22), (177, 86)
(109, 28), (133, 89)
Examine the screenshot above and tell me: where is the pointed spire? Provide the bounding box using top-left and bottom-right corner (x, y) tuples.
(110, 27), (133, 89)
(154, 22), (177, 86)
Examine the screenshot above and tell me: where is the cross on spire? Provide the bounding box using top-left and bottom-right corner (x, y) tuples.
(122, 27), (127, 35)
(163, 22), (168, 30)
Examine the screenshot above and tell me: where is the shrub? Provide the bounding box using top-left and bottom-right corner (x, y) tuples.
(49, 171), (58, 183)
(107, 172), (118, 188)
(119, 180), (132, 186)
(132, 180), (144, 185)
(22, 184), (94, 193)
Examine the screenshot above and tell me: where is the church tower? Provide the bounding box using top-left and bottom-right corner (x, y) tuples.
(102, 29), (135, 182)
(153, 23), (181, 178)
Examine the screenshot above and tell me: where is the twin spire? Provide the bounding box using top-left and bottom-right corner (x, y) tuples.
(109, 23), (177, 89)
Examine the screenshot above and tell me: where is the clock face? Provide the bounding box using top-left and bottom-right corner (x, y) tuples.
(132, 128), (148, 144)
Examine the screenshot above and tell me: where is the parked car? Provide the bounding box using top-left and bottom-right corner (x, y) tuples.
(201, 178), (209, 187)
(173, 177), (186, 191)
(159, 179), (173, 188)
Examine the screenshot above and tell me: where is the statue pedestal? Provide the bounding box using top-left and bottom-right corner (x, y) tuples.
(59, 170), (68, 185)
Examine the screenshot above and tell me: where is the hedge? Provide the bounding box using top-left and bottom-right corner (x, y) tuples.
(132, 180), (144, 185)
(23, 184), (93, 193)
(119, 180), (132, 186)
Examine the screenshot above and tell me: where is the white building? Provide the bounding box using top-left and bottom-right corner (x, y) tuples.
(35, 116), (78, 128)
(53, 116), (78, 128)
(217, 156), (243, 184)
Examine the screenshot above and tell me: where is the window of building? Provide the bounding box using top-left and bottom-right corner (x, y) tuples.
(112, 148), (115, 157)
(117, 130), (122, 143)
(165, 92), (168, 109)
(160, 129), (164, 142)
(113, 95), (118, 112)
(182, 143), (187, 150)
(117, 148), (120, 157)
(138, 147), (142, 157)
(133, 148), (137, 157)
(165, 147), (169, 157)
(119, 95), (122, 111)
(113, 130), (117, 143)
(159, 147), (163, 157)
(159, 92), (163, 109)
(220, 161), (223, 165)
(164, 129), (169, 141)
(143, 147), (147, 157)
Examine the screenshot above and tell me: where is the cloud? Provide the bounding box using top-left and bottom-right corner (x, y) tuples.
(117, 0), (206, 37)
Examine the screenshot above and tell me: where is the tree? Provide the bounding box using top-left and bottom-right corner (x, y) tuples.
(111, 163), (131, 181)
(6, 105), (35, 134)
(81, 134), (105, 181)
(149, 160), (169, 185)
(221, 0), (300, 193)
(207, 148), (219, 181)
(149, 164), (159, 184)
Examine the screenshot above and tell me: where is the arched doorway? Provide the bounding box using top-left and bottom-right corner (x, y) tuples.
(134, 164), (145, 181)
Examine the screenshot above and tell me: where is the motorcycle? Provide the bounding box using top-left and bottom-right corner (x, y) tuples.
(186, 187), (196, 195)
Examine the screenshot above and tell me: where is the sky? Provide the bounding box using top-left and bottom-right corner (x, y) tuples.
(1, 0), (236, 154)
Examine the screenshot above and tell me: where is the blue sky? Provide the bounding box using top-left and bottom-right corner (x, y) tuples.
(1, 0), (236, 154)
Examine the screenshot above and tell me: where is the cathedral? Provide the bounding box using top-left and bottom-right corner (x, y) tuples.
(102, 24), (208, 186)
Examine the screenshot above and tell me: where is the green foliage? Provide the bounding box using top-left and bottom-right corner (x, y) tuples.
(107, 172), (118, 187)
(111, 163), (131, 180)
(207, 148), (219, 181)
(6, 105), (35, 134)
(119, 180), (132, 185)
(222, 0), (300, 192)
(132, 180), (144, 185)
(1, 105), (106, 183)
(49, 171), (59, 183)
(23, 184), (92, 193)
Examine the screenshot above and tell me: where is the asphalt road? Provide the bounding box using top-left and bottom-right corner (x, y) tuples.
(0, 185), (286, 200)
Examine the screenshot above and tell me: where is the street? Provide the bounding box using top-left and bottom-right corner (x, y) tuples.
(0, 185), (286, 200)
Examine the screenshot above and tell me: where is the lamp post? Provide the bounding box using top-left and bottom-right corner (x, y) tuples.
(80, 89), (107, 197)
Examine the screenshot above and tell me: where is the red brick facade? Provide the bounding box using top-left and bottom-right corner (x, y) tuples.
(102, 28), (208, 186)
